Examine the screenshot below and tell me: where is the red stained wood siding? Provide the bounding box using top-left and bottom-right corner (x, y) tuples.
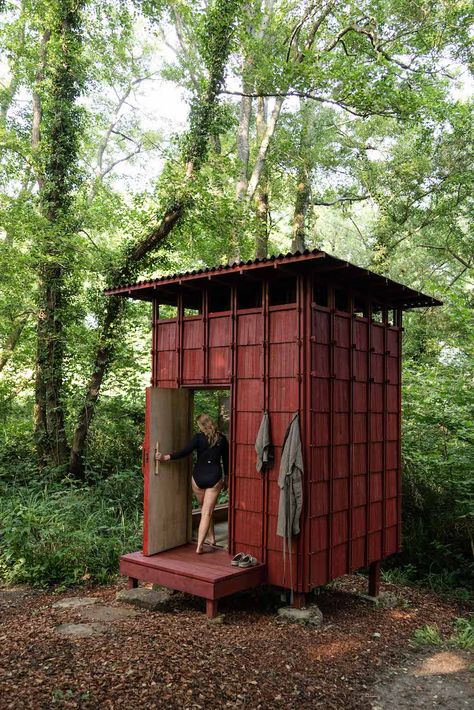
(150, 275), (402, 594)
(308, 292), (402, 589)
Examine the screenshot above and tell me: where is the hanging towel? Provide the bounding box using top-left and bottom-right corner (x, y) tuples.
(276, 412), (303, 595)
(255, 410), (274, 473)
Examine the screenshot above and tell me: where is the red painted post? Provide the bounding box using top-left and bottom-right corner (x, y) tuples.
(206, 599), (219, 619)
(368, 560), (381, 597)
(291, 591), (306, 609)
(128, 577), (139, 589)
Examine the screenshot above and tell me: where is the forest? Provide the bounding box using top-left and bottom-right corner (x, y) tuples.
(0, 0), (473, 601)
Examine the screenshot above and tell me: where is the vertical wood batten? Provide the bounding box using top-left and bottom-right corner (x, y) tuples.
(151, 299), (158, 386)
(262, 280), (269, 564)
(203, 288), (209, 384)
(365, 304), (372, 567)
(301, 274), (311, 591)
(348, 300), (354, 573)
(382, 311), (388, 558)
(397, 309), (403, 551)
(177, 292), (184, 386)
(295, 274), (303, 591)
(229, 286), (238, 556)
(327, 290), (335, 582)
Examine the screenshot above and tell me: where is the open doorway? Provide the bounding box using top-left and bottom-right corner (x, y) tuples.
(191, 388), (230, 550)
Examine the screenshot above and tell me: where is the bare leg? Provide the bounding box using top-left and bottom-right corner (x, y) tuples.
(191, 477), (213, 543)
(193, 478), (216, 544)
(196, 480), (223, 554)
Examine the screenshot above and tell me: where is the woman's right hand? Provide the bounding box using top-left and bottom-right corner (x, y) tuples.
(155, 452), (170, 462)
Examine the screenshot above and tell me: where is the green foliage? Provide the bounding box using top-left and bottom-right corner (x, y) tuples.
(0, 472), (142, 588)
(399, 289), (474, 592)
(182, 0), (244, 169)
(413, 624), (443, 646)
(413, 617), (474, 650)
(451, 616), (474, 650)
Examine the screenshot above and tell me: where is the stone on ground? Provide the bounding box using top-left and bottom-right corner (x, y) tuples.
(207, 614), (226, 625)
(116, 587), (175, 611)
(80, 605), (137, 622)
(52, 596), (100, 610)
(0, 588), (36, 604)
(277, 604), (323, 626)
(359, 591), (403, 608)
(54, 623), (106, 637)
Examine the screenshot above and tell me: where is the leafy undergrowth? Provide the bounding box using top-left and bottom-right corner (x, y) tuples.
(0, 471), (142, 588)
(414, 615), (474, 650)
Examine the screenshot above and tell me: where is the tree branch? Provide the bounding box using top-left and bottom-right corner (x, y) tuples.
(313, 194), (370, 206)
(220, 89), (398, 118)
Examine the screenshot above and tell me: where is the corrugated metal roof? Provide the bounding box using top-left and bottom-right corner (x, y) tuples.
(104, 249), (442, 309)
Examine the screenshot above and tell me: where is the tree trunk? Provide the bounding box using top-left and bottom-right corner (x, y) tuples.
(255, 97), (269, 258)
(69, 295), (124, 476)
(34, 5), (84, 471)
(0, 316), (28, 373)
(69, 0), (243, 479)
(229, 47), (253, 263)
(246, 96), (284, 201)
(291, 177), (311, 252)
(291, 99), (315, 253)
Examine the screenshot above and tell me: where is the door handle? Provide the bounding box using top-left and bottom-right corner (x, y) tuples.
(154, 441), (160, 475)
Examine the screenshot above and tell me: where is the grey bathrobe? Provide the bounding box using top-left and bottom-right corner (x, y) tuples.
(277, 413), (303, 541)
(255, 411), (272, 473)
(276, 413), (303, 592)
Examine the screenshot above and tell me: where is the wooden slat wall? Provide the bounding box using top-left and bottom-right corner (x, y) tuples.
(150, 281), (402, 593)
(309, 291), (402, 589)
(264, 303), (301, 587)
(232, 307), (265, 563)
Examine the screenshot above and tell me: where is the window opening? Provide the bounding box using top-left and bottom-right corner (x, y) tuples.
(335, 289), (350, 312)
(269, 277), (297, 306)
(387, 309), (396, 326)
(372, 304), (383, 322)
(158, 296), (178, 319)
(313, 283), (329, 307)
(354, 296), (368, 318)
(183, 290), (202, 317)
(208, 286), (231, 313)
(237, 281), (262, 309)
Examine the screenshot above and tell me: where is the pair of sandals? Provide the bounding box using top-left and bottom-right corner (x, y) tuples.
(231, 552), (258, 568)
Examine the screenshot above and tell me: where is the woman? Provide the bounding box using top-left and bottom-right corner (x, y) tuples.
(156, 413), (229, 554)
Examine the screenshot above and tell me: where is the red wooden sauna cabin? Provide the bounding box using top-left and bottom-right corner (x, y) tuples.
(105, 250), (441, 618)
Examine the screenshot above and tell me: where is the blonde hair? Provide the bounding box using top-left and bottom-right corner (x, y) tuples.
(196, 413), (220, 447)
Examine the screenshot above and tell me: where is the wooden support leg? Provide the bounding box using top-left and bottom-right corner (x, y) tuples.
(291, 591), (306, 609)
(206, 599), (218, 619)
(128, 577), (139, 589)
(368, 561), (381, 597)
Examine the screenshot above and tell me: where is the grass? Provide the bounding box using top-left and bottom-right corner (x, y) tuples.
(413, 616), (474, 650)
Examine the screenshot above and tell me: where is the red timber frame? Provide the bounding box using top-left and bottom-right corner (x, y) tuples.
(148, 272), (404, 601)
(307, 281), (403, 592)
(103, 250), (442, 614)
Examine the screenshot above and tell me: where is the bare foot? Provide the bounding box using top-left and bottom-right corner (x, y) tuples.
(196, 546), (204, 554)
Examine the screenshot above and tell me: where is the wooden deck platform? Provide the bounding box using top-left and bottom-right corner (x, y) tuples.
(120, 545), (266, 618)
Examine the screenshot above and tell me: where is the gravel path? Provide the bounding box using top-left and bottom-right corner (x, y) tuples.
(0, 576), (471, 709)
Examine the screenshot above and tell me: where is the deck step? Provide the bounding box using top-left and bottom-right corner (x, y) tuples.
(120, 544), (266, 603)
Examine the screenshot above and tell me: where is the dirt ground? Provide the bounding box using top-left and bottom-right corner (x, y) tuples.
(0, 575), (472, 709)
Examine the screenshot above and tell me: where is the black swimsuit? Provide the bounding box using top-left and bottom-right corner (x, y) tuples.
(170, 432), (229, 489)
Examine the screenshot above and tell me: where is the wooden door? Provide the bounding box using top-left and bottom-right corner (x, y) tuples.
(143, 387), (192, 555)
